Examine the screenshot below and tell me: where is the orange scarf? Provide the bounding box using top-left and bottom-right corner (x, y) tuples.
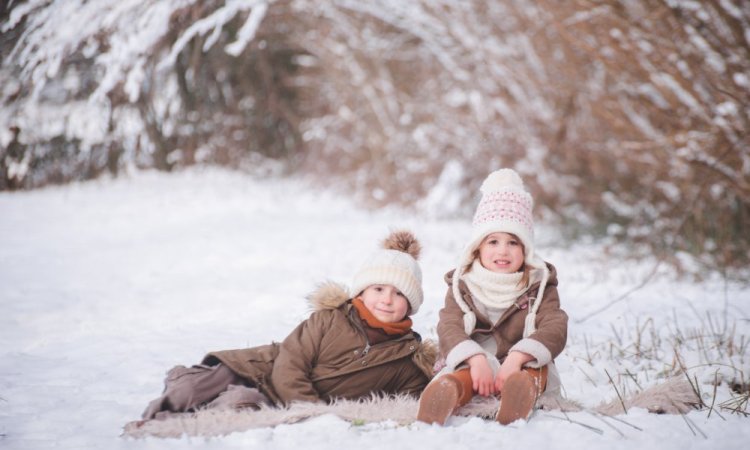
(352, 298), (413, 336)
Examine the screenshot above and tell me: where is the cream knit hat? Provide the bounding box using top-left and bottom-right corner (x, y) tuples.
(350, 230), (424, 314)
(452, 168), (549, 335)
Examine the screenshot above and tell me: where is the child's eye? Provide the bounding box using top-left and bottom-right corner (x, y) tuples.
(488, 239), (498, 245)
(509, 240), (519, 246)
(396, 291), (406, 298)
(373, 286), (383, 292)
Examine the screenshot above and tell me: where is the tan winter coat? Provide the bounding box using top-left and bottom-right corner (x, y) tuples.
(437, 263), (568, 371)
(203, 282), (436, 406)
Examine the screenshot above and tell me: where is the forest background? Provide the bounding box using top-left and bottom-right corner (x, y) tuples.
(1, 0), (749, 277)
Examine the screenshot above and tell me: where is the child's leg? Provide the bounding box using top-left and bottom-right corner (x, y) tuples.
(450, 368), (475, 406)
(142, 363), (248, 419)
(417, 368), (473, 425)
(496, 365), (548, 425)
(205, 384), (271, 410)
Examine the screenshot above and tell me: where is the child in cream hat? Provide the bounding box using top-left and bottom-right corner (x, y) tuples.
(139, 230), (435, 422)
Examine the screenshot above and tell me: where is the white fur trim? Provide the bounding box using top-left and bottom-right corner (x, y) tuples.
(432, 350), (501, 386)
(594, 376), (701, 416)
(508, 338), (552, 368)
(122, 377), (699, 438)
(306, 281), (350, 311)
(445, 340), (486, 370)
(125, 394), (438, 437)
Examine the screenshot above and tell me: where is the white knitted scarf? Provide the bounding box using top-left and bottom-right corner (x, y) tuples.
(462, 259), (528, 312)
(453, 258), (549, 337)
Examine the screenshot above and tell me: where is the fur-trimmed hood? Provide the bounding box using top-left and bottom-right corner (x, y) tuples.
(306, 280), (351, 311)
(305, 280), (437, 379)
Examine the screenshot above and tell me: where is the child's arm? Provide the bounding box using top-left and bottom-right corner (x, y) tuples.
(467, 354), (496, 396)
(508, 282), (568, 368)
(437, 284), (495, 376)
(270, 312), (330, 405)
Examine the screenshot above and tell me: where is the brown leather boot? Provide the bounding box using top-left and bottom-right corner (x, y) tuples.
(496, 366), (548, 425)
(417, 369), (473, 425)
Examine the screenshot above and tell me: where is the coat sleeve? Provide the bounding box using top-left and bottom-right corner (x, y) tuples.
(392, 364), (430, 397)
(437, 285), (486, 368)
(270, 311), (331, 405)
(509, 275), (568, 367)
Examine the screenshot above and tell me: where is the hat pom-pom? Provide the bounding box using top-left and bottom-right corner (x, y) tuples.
(480, 168), (524, 194)
(383, 230), (421, 260)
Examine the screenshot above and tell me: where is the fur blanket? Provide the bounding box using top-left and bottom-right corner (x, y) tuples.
(122, 377), (700, 439)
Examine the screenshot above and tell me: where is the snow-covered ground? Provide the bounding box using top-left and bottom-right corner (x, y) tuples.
(1, 168), (748, 449)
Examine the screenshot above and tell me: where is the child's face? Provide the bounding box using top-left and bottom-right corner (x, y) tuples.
(477, 232), (525, 273)
(360, 284), (410, 323)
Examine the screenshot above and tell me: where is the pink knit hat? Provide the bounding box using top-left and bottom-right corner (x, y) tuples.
(457, 168), (541, 269)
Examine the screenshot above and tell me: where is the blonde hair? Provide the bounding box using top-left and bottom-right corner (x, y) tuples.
(463, 233), (530, 288)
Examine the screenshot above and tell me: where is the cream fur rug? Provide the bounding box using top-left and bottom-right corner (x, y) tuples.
(123, 377), (700, 439)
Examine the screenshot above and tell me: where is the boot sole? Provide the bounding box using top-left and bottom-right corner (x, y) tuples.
(496, 371), (537, 425)
(417, 378), (460, 425)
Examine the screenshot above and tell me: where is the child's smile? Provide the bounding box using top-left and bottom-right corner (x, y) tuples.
(360, 284), (409, 323)
(478, 232), (525, 273)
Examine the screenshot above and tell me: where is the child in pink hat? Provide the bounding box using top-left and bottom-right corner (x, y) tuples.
(417, 169), (568, 425)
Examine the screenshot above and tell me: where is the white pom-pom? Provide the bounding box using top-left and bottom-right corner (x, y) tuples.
(480, 168), (524, 194)
(463, 312), (477, 335)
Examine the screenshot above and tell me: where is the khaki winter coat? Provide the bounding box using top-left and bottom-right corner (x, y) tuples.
(437, 263), (568, 369)
(203, 282), (436, 406)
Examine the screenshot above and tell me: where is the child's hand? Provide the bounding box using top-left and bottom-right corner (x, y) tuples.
(467, 354), (495, 396)
(495, 351), (534, 392)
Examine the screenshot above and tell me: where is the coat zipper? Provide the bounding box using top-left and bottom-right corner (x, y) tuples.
(348, 305), (411, 358)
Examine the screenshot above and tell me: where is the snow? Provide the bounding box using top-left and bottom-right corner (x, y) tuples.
(421, 160), (466, 218)
(224, 2), (269, 57)
(1, 168), (748, 449)
(8, 0), (190, 101)
(650, 72), (705, 118)
(160, 0), (267, 70)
